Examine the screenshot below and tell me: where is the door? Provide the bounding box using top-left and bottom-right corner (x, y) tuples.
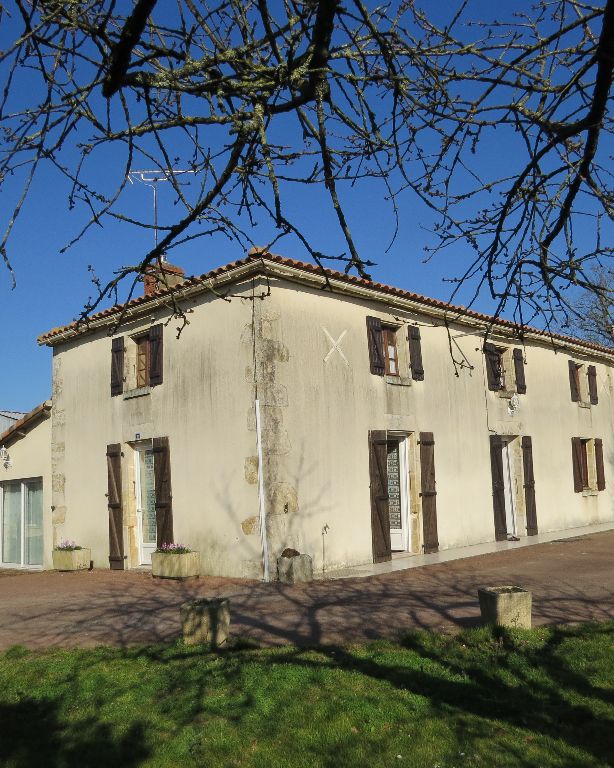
(387, 437), (410, 552)
(1, 479), (43, 567)
(501, 439), (517, 538)
(135, 448), (157, 565)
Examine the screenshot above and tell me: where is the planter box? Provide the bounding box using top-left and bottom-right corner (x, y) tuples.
(277, 553), (313, 584)
(180, 598), (230, 647)
(478, 585), (532, 629)
(52, 548), (91, 571)
(151, 551), (200, 579)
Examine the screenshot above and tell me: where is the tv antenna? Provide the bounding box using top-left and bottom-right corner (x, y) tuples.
(127, 169), (195, 257)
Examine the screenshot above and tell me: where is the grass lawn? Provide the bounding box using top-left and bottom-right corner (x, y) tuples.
(0, 622), (613, 768)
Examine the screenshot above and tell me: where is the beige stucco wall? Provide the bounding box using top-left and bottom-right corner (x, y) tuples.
(48, 267), (614, 577)
(51, 279), (265, 577)
(0, 415), (53, 569)
(254, 276), (614, 574)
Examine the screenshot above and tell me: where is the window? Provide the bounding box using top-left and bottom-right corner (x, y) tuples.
(484, 343), (526, 394)
(0, 478), (43, 567)
(366, 316), (425, 381)
(571, 437), (605, 493)
(111, 324), (163, 396)
(568, 360), (598, 405)
(383, 328), (399, 376)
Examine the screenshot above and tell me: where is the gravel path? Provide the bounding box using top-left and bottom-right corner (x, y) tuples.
(1, 530), (612, 649)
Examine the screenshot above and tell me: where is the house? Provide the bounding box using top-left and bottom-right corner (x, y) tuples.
(0, 410), (25, 434)
(3, 251), (613, 576)
(0, 402), (52, 568)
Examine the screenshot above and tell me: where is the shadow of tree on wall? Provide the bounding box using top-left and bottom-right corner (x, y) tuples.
(0, 698), (149, 768)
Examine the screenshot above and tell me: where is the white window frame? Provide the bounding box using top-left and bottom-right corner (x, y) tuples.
(0, 477), (44, 570)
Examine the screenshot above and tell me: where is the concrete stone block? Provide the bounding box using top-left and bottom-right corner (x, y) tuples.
(478, 585), (532, 629)
(52, 548), (91, 571)
(151, 551), (200, 579)
(277, 553), (313, 584)
(180, 598), (230, 647)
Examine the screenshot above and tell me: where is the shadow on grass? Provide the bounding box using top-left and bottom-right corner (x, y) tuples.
(0, 698), (149, 768)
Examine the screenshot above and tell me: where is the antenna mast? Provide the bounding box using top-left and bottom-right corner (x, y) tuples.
(127, 169), (194, 259)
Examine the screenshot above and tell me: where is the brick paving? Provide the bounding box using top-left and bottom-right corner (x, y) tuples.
(0, 530), (613, 650)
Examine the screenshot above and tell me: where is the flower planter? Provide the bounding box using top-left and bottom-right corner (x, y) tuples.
(151, 551), (200, 579)
(52, 548), (91, 571)
(478, 585), (532, 629)
(180, 598), (230, 647)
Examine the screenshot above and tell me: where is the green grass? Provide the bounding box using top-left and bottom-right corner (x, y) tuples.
(1, 623), (613, 767)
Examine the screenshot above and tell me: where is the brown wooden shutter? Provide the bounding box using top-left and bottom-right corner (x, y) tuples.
(153, 436), (173, 546)
(106, 443), (125, 569)
(366, 316), (385, 376)
(595, 438), (606, 491)
(489, 435), (507, 541)
(408, 326), (425, 381)
(419, 432), (439, 554)
(513, 348), (527, 394)
(484, 343), (500, 391)
(571, 437), (584, 492)
(368, 430), (391, 563)
(111, 337), (124, 396)
(521, 436), (538, 536)
(568, 360), (580, 402)
(149, 324), (163, 386)
(588, 365), (598, 405)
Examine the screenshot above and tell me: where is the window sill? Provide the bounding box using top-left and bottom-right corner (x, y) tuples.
(497, 389), (518, 399)
(578, 401), (591, 409)
(123, 386), (151, 400)
(582, 489), (599, 497)
(385, 375), (412, 387)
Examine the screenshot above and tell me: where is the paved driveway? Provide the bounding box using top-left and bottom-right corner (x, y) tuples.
(1, 530), (613, 649)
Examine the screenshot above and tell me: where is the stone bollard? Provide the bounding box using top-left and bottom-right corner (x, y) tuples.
(180, 598), (230, 647)
(478, 586), (532, 629)
(277, 553), (313, 584)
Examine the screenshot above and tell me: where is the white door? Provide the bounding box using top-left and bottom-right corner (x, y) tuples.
(135, 448), (157, 565)
(502, 439), (517, 538)
(388, 438), (410, 551)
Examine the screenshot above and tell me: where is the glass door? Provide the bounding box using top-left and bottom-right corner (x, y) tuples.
(1, 479), (43, 567)
(135, 449), (157, 565)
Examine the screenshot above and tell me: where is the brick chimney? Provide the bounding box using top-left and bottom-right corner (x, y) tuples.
(143, 260), (185, 297)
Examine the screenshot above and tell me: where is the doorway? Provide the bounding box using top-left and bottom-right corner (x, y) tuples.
(501, 438), (517, 538)
(0, 478), (43, 567)
(135, 447), (157, 565)
(489, 435), (519, 541)
(387, 435), (410, 552)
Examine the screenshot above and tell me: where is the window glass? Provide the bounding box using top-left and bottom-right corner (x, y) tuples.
(2, 481), (22, 564)
(139, 450), (157, 544)
(24, 479), (43, 566)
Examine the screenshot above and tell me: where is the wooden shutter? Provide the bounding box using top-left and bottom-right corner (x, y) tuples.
(595, 438), (606, 491)
(513, 348), (527, 394)
(149, 324), (163, 386)
(153, 436), (173, 546)
(489, 435), (507, 541)
(588, 365), (598, 405)
(106, 443), (125, 569)
(571, 437), (584, 492)
(568, 360), (580, 402)
(408, 326), (425, 381)
(366, 316), (385, 376)
(484, 343), (501, 391)
(521, 436), (538, 536)
(419, 432), (439, 554)
(110, 337), (124, 396)
(368, 430), (391, 563)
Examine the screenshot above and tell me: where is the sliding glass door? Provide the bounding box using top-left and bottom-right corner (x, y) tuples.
(1, 478), (43, 567)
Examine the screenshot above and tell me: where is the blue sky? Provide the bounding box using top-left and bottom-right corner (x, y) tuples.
(0, 1), (610, 412)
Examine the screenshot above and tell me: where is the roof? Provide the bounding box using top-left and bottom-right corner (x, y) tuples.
(0, 401), (52, 447)
(38, 250), (614, 360)
(0, 411), (25, 421)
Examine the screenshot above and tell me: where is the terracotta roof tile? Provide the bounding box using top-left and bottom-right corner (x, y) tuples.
(37, 252), (614, 356)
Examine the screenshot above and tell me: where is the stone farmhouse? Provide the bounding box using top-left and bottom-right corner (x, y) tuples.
(1, 251), (612, 576)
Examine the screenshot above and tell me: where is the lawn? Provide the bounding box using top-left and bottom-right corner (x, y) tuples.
(0, 622), (613, 768)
